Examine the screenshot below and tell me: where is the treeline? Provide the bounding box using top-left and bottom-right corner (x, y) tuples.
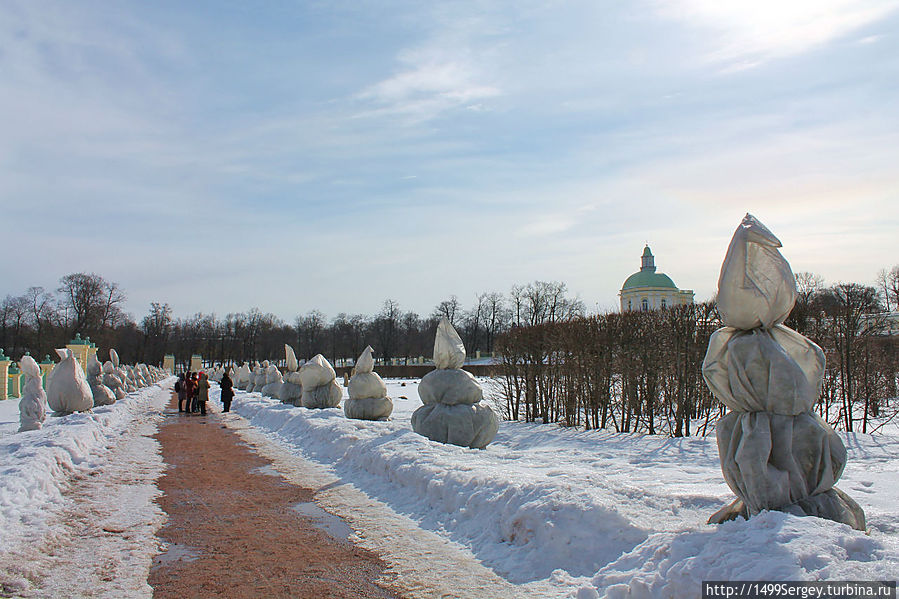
(495, 270), (899, 436)
(1, 273), (577, 370)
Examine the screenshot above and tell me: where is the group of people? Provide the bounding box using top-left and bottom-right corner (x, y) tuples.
(174, 369), (234, 415)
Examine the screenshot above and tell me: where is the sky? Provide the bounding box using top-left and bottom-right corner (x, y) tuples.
(2, 0), (898, 321)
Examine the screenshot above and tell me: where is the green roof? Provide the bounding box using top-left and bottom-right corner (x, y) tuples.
(622, 270), (678, 290)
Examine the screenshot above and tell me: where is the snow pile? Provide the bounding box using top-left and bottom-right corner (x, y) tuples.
(0, 378), (174, 552)
(231, 379), (899, 595)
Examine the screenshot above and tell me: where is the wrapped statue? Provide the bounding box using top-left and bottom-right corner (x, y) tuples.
(46, 348), (94, 414)
(344, 346), (393, 420)
(18, 355), (47, 432)
(411, 318), (498, 449)
(103, 357), (126, 400)
(299, 354), (342, 409)
(86, 354), (116, 406)
(704, 214), (865, 530)
(261, 362), (284, 398)
(278, 344), (303, 405)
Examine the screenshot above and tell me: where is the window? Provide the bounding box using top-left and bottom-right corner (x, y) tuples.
(628, 300), (632, 310)
(641, 298), (649, 311)
(661, 298), (667, 308)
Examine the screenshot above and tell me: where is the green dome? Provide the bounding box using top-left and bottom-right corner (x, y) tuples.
(622, 270), (678, 290)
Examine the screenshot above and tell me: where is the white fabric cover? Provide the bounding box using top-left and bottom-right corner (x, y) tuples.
(717, 411), (846, 513)
(344, 397), (393, 420)
(285, 344), (299, 373)
(418, 369), (483, 406)
(261, 364), (283, 398)
(412, 321), (497, 448)
(236, 364), (251, 389)
(411, 403), (498, 450)
(433, 318), (465, 369)
(355, 346), (375, 373)
(86, 354), (116, 406)
(716, 214), (797, 330)
(47, 348), (94, 414)
(301, 379), (342, 409)
(345, 346), (393, 420)
(299, 354), (336, 389)
(18, 355), (47, 432)
(702, 325), (824, 415)
(704, 214), (864, 531)
(278, 377), (303, 404)
(102, 360), (126, 399)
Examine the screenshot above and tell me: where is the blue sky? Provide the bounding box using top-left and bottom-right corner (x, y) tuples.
(2, 0), (898, 320)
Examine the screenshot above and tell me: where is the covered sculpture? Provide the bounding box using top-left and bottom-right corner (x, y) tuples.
(704, 214), (865, 530)
(278, 344), (303, 405)
(86, 354), (116, 406)
(411, 318), (498, 449)
(299, 354), (342, 409)
(235, 363), (252, 390)
(47, 348), (94, 414)
(18, 355), (47, 432)
(344, 346), (393, 420)
(261, 362), (284, 398)
(103, 357), (126, 400)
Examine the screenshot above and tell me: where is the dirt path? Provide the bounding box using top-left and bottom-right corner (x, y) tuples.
(149, 393), (400, 599)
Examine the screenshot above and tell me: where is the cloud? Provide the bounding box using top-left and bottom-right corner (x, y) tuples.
(654, 0), (899, 68)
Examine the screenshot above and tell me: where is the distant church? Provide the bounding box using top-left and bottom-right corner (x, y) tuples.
(620, 246), (694, 311)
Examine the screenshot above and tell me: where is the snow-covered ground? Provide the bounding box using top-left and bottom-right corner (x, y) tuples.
(0, 380), (172, 596)
(231, 378), (899, 597)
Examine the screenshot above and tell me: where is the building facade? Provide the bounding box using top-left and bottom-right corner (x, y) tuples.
(619, 246), (694, 311)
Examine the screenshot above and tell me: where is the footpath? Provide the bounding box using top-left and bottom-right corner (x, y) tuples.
(149, 391), (399, 599)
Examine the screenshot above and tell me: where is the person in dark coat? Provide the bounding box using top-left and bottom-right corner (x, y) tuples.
(220, 369), (234, 413)
(176, 373), (187, 412)
(185, 372), (197, 413)
(196, 372), (210, 416)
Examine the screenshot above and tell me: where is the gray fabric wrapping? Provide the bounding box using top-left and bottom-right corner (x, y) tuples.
(411, 402), (499, 449)
(704, 214), (865, 531)
(703, 325), (824, 415)
(301, 380), (342, 409)
(418, 369), (483, 405)
(344, 397), (393, 420)
(716, 411), (846, 514)
(348, 372), (388, 400)
(278, 380), (303, 404)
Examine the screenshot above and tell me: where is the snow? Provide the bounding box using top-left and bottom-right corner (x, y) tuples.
(0, 379), (174, 552)
(231, 378), (899, 597)
(0, 375), (896, 598)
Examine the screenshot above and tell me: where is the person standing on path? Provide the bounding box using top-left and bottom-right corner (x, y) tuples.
(220, 369), (234, 413)
(197, 372), (210, 416)
(176, 373), (187, 412)
(184, 373), (197, 414)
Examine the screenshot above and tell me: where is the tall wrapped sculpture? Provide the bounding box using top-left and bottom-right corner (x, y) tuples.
(278, 344), (303, 405)
(18, 355), (47, 432)
(704, 214), (865, 530)
(345, 346), (393, 420)
(411, 318), (498, 449)
(299, 354), (342, 409)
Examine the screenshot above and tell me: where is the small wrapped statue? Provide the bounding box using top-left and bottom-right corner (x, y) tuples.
(344, 346), (393, 420)
(18, 355), (48, 432)
(278, 345), (303, 405)
(704, 214), (865, 530)
(299, 354), (342, 409)
(86, 353), (116, 406)
(411, 318), (498, 449)
(261, 361), (284, 398)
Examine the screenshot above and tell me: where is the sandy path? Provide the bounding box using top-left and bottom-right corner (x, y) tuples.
(149, 393), (399, 599)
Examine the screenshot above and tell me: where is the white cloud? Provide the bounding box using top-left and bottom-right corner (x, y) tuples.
(654, 0), (899, 68)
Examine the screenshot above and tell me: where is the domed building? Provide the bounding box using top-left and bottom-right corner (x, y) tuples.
(620, 246), (694, 311)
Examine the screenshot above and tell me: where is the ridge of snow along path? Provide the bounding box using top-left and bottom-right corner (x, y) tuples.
(0, 379), (172, 597)
(230, 378), (899, 598)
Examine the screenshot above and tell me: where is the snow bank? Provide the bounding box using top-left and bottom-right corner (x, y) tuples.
(231, 379), (899, 595)
(0, 378), (174, 551)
